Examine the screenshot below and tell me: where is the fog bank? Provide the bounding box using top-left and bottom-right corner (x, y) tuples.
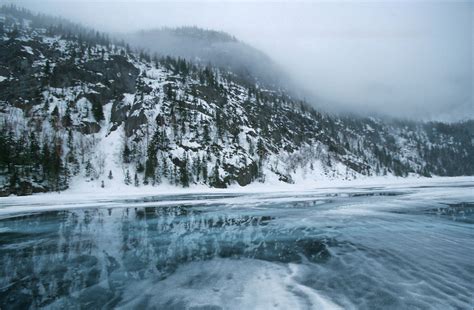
(12, 0), (473, 121)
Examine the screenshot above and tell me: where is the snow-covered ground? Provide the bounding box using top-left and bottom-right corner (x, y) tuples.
(0, 176), (472, 216)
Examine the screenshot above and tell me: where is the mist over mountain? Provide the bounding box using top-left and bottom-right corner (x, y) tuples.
(121, 26), (290, 90)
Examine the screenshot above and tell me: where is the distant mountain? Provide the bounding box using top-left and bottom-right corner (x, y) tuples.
(122, 26), (289, 90)
(0, 6), (473, 196)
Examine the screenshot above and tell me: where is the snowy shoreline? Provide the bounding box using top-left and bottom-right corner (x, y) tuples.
(0, 176), (472, 215)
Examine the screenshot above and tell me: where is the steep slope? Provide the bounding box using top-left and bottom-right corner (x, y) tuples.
(0, 6), (473, 195)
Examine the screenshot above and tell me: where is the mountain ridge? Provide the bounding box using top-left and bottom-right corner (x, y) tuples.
(0, 6), (473, 196)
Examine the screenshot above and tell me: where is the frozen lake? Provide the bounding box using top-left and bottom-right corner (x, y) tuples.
(0, 180), (473, 309)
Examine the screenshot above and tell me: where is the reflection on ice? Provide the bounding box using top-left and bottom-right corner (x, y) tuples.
(0, 183), (473, 309)
(118, 258), (342, 310)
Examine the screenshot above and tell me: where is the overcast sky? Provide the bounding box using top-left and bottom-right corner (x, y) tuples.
(11, 0), (474, 121)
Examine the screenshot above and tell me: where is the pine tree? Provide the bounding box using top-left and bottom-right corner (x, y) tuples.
(44, 60), (51, 76)
(9, 168), (18, 190)
(50, 141), (64, 191)
(91, 100), (104, 122)
(153, 166), (161, 185)
(29, 132), (40, 167)
(144, 157), (154, 183)
(173, 165), (179, 186)
(50, 106), (60, 128)
(123, 143), (131, 163)
(215, 111), (224, 140)
(42, 142), (51, 180)
(166, 85), (174, 100)
(161, 155), (168, 178)
(134, 172), (140, 187)
(202, 159), (208, 182)
(248, 138), (255, 156)
(257, 138), (265, 161)
(180, 155), (190, 187)
(144, 144), (156, 183)
(136, 162), (145, 173)
(202, 125), (210, 144)
(63, 107), (73, 127)
(210, 161), (221, 187)
(51, 106), (59, 117)
(194, 156), (201, 182)
(124, 169), (131, 185)
(85, 160), (93, 178)
(66, 130), (74, 150)
(257, 161), (265, 183)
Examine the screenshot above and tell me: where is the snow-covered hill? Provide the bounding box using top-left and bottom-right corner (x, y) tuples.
(0, 6), (473, 195)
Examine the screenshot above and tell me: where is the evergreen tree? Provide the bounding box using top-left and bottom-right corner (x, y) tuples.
(50, 141), (64, 191)
(215, 111), (224, 139)
(210, 161), (221, 187)
(257, 138), (265, 161)
(180, 155), (190, 187)
(42, 142), (51, 180)
(161, 155), (168, 178)
(136, 162), (145, 173)
(144, 156), (155, 182)
(123, 143), (131, 164)
(66, 130), (74, 151)
(9, 168), (18, 190)
(124, 169), (131, 185)
(153, 165), (161, 185)
(144, 143), (157, 183)
(202, 159), (208, 182)
(194, 156), (201, 182)
(85, 160), (93, 178)
(29, 132), (40, 167)
(44, 59), (51, 78)
(173, 165), (179, 186)
(43, 97), (49, 111)
(63, 107), (73, 127)
(50, 106), (60, 128)
(134, 172), (140, 187)
(51, 106), (59, 118)
(202, 125), (210, 144)
(0, 130), (12, 168)
(91, 100), (104, 122)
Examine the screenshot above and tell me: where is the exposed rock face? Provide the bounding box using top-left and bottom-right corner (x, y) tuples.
(224, 161), (259, 187)
(79, 121), (101, 135)
(124, 109), (147, 137)
(110, 99), (130, 131)
(84, 56), (139, 95)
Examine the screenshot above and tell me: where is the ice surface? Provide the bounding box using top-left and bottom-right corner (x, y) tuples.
(0, 179), (473, 309)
